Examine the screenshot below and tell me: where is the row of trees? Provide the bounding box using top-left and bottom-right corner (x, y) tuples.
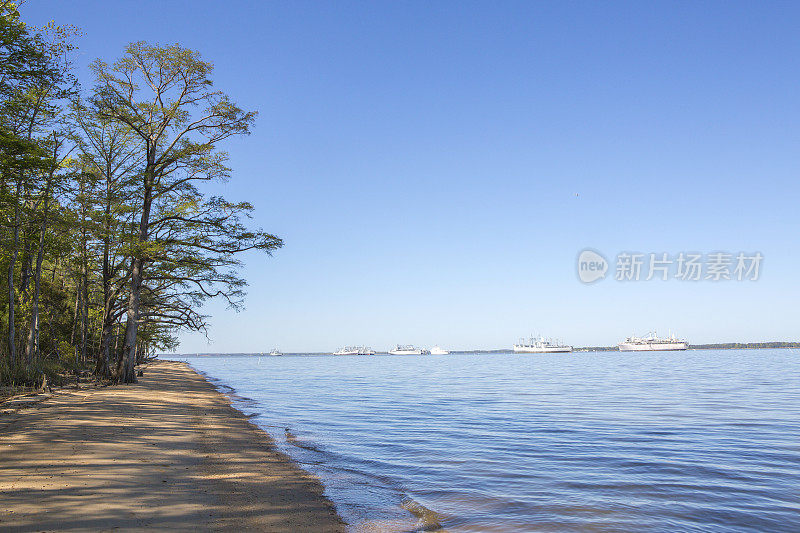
(1, 2), (282, 385)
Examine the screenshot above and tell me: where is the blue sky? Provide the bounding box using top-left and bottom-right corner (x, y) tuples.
(23, 1), (800, 351)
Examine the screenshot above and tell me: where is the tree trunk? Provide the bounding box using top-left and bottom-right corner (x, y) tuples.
(120, 257), (142, 383)
(96, 320), (112, 377)
(95, 178), (115, 377)
(114, 318), (128, 379)
(20, 240), (32, 303)
(120, 154), (155, 384)
(24, 226), (45, 363)
(79, 260), (88, 367)
(7, 242), (18, 366)
(25, 174), (53, 363)
(6, 178), (22, 366)
(70, 281), (79, 345)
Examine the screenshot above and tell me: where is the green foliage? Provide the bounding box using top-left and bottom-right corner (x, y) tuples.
(0, 5), (282, 385)
(56, 340), (75, 366)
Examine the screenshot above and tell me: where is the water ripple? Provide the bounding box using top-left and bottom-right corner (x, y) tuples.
(182, 349), (800, 532)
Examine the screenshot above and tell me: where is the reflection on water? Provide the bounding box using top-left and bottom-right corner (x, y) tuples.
(183, 350), (800, 532)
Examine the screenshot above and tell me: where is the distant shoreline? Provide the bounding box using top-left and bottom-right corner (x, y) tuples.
(576, 342), (800, 352)
(171, 342), (800, 357)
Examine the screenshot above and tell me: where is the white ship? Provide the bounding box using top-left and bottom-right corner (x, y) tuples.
(269, 349), (282, 356)
(429, 346), (449, 355)
(513, 335), (573, 353)
(618, 331), (688, 351)
(333, 346), (376, 355)
(388, 345), (424, 355)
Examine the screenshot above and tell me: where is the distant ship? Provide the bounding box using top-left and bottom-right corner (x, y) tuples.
(269, 349), (283, 356)
(334, 346), (376, 355)
(389, 345), (424, 355)
(430, 346), (449, 355)
(513, 335), (573, 353)
(618, 332), (688, 351)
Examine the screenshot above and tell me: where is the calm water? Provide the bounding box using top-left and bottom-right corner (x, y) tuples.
(181, 350), (800, 532)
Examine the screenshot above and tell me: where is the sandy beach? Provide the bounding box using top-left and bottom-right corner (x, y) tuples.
(0, 360), (345, 532)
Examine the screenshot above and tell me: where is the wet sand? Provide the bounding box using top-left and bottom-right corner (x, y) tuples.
(0, 360), (345, 532)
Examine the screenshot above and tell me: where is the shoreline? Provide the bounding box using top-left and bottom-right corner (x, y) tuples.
(0, 360), (345, 532)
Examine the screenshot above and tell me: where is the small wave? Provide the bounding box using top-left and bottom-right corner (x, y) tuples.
(285, 428), (327, 453)
(401, 497), (445, 532)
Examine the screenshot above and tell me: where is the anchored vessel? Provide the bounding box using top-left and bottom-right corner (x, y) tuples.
(389, 345), (425, 355)
(430, 346), (450, 355)
(269, 349), (282, 356)
(513, 335), (573, 353)
(618, 332), (688, 351)
(333, 346), (376, 355)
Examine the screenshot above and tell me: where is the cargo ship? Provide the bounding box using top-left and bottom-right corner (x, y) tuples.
(618, 332), (688, 351)
(513, 336), (573, 353)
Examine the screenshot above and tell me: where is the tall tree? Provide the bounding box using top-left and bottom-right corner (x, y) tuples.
(72, 105), (140, 376)
(90, 43), (281, 382)
(23, 132), (73, 362)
